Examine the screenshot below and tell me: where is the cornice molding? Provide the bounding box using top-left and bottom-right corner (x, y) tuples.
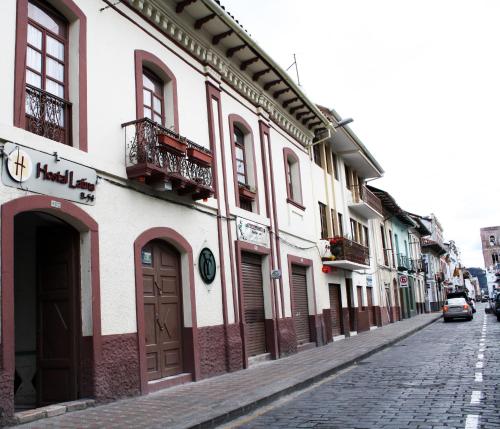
(127, 0), (315, 146)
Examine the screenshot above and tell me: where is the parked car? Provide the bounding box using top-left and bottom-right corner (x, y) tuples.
(443, 297), (473, 322)
(486, 292), (498, 314)
(492, 294), (500, 321)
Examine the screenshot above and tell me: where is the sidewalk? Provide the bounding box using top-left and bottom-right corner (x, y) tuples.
(14, 313), (441, 429)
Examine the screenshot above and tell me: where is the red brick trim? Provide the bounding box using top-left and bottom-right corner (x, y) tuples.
(1, 195), (101, 416)
(14, 0), (88, 151)
(133, 227), (200, 394)
(259, 122), (285, 318)
(206, 82), (238, 324)
(228, 114), (259, 214)
(134, 49), (179, 133)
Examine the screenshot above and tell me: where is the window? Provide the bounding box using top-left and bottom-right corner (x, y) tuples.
(380, 226), (388, 266)
(338, 213), (344, 237)
(331, 209), (337, 236)
(363, 225), (369, 248)
(142, 69), (164, 125)
(319, 202), (328, 239)
(234, 126), (247, 185)
(345, 165), (352, 189)
(389, 230), (395, 267)
(326, 150), (332, 174)
(25, 1), (69, 144)
(283, 148), (304, 209)
(14, 0), (87, 149)
(332, 152), (339, 180)
(134, 50), (179, 133)
(229, 115), (258, 212)
(313, 143), (322, 166)
(350, 218), (358, 242)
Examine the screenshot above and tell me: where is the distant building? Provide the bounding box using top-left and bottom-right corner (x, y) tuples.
(467, 267), (487, 293)
(480, 226), (500, 269)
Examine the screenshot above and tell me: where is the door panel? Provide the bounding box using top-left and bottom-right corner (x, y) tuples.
(367, 287), (375, 326)
(329, 284), (343, 336)
(143, 241), (183, 381)
(291, 265), (311, 345)
(241, 253), (266, 357)
(37, 226), (79, 406)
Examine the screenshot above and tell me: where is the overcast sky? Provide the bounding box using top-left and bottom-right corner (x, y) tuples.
(222, 0), (500, 268)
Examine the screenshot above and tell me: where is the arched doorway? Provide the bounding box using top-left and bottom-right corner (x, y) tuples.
(134, 227), (199, 394)
(14, 212), (81, 409)
(141, 240), (183, 380)
(1, 195), (101, 418)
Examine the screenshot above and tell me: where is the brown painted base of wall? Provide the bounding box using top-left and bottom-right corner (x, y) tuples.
(322, 309), (333, 343)
(342, 307), (353, 336)
(198, 323), (243, 379)
(95, 333), (140, 402)
(391, 306), (401, 322)
(357, 310), (370, 333)
(277, 317), (297, 357)
(309, 314), (326, 346)
(0, 368), (14, 425)
(378, 306), (391, 326)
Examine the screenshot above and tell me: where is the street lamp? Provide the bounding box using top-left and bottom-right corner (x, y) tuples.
(334, 117), (353, 128)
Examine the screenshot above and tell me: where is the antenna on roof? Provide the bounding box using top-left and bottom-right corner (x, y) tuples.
(99, 0), (123, 12)
(286, 53), (301, 87)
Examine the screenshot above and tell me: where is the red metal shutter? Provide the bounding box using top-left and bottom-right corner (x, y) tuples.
(329, 284), (343, 336)
(291, 265), (311, 345)
(241, 253), (266, 357)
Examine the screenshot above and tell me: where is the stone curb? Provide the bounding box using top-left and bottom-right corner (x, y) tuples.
(13, 399), (95, 425)
(190, 314), (442, 429)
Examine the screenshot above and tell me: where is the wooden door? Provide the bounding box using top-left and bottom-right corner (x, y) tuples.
(328, 284), (343, 336)
(346, 279), (355, 332)
(291, 265), (311, 345)
(357, 286), (363, 311)
(143, 241), (183, 381)
(241, 253), (266, 357)
(367, 287), (375, 326)
(37, 226), (79, 406)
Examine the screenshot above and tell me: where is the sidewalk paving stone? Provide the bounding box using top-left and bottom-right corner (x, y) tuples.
(12, 312), (441, 429)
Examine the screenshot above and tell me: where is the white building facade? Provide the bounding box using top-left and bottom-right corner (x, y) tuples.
(0, 0), (389, 420)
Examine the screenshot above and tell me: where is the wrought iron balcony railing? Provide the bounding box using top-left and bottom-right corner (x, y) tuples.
(397, 253), (411, 271)
(329, 236), (370, 266)
(122, 118), (214, 200)
(25, 84), (71, 145)
(350, 184), (383, 214)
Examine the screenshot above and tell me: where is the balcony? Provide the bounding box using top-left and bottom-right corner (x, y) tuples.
(348, 185), (383, 219)
(122, 118), (214, 201)
(25, 84), (71, 145)
(397, 254), (411, 272)
(322, 236), (370, 270)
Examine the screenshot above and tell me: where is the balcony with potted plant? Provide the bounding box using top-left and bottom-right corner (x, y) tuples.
(122, 118), (214, 200)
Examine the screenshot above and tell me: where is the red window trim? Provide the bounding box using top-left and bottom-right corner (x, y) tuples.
(14, 0), (87, 151)
(134, 49), (179, 133)
(228, 114), (259, 213)
(283, 147), (304, 210)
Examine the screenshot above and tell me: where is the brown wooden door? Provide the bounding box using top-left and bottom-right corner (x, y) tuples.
(367, 287), (375, 326)
(291, 265), (311, 345)
(328, 284), (343, 336)
(143, 241), (183, 381)
(346, 279), (355, 332)
(241, 253), (266, 357)
(37, 226), (79, 406)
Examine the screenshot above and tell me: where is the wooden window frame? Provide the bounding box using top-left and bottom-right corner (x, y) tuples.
(338, 212), (344, 237)
(142, 68), (165, 126)
(313, 143), (322, 167)
(14, 0), (87, 150)
(228, 114), (259, 213)
(345, 165), (352, 189)
(319, 202), (328, 240)
(283, 147), (304, 210)
(234, 126), (247, 185)
(134, 50), (179, 133)
(380, 225), (389, 266)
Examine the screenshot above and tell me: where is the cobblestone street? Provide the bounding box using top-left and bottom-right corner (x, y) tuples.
(11, 313), (440, 428)
(229, 304), (499, 429)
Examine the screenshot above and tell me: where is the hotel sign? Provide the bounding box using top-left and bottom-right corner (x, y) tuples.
(236, 217), (269, 247)
(2, 142), (97, 205)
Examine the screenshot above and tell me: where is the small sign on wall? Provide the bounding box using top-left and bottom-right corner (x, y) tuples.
(399, 274), (408, 288)
(236, 217), (269, 247)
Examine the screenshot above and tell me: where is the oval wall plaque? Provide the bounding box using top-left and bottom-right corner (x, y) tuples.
(199, 247), (216, 284)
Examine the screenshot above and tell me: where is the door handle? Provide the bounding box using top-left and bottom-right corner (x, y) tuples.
(155, 314), (164, 331)
(154, 279), (162, 294)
